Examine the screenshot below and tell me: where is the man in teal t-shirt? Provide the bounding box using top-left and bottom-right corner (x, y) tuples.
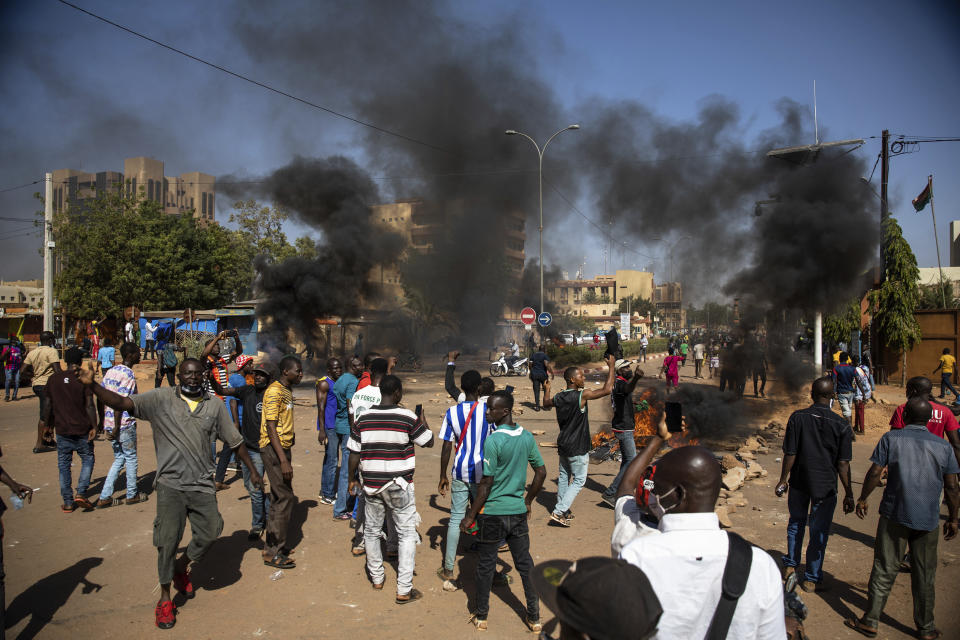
(461, 390), (546, 632)
(331, 355), (361, 518)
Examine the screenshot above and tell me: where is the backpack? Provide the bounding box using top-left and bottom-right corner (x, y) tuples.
(162, 345), (179, 369)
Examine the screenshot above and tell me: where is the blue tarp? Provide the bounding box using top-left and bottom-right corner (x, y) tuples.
(139, 317), (220, 349)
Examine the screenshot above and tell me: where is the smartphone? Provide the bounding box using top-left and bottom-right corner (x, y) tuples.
(415, 404), (423, 416)
(665, 401), (683, 432)
(505, 385), (515, 394)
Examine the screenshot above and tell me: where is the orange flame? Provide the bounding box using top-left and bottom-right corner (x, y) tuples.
(592, 387), (699, 450)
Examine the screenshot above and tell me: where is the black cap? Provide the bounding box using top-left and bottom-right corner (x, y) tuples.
(532, 557), (662, 640)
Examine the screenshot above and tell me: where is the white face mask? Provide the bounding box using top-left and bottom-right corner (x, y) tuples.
(648, 486), (680, 520)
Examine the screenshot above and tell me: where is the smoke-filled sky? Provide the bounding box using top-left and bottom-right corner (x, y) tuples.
(1, 0), (957, 311)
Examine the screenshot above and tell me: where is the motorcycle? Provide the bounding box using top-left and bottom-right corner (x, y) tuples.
(490, 352), (529, 377)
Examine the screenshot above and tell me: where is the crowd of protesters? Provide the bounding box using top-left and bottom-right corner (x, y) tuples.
(2, 328), (958, 640)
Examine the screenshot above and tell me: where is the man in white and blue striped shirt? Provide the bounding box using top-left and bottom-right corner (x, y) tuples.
(437, 369), (494, 586)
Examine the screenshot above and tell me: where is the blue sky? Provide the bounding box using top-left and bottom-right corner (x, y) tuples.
(1, 0), (957, 291)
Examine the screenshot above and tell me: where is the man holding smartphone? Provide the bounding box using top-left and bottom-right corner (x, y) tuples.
(348, 375), (434, 603)
(601, 359), (643, 507)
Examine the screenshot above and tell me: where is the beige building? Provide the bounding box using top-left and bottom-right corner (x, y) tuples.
(52, 156), (215, 222)
(654, 281), (684, 331)
(0, 280), (42, 311)
(546, 269), (654, 317)
(369, 200), (526, 310)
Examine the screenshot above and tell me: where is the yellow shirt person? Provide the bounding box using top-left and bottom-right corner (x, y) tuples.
(939, 353), (956, 375)
(259, 380), (295, 449)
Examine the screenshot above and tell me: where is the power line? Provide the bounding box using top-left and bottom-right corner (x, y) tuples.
(56, 0), (454, 155)
(0, 180), (41, 194)
(546, 182), (655, 261)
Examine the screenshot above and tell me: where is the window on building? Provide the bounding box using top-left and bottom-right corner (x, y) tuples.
(208, 194), (213, 213)
(148, 179), (154, 201)
(202, 192), (207, 215)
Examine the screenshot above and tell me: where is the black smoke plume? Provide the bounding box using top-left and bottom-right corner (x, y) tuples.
(221, 156), (405, 338)
(227, 1), (878, 374)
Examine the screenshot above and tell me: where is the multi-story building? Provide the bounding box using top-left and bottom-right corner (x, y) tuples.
(0, 280), (42, 311)
(51, 156), (215, 222)
(369, 200), (526, 308)
(546, 269), (654, 316)
(654, 281), (684, 331)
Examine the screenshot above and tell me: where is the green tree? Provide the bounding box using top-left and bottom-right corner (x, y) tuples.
(53, 189), (252, 318)
(869, 217), (922, 385)
(229, 200), (297, 262)
(918, 279), (955, 310)
(619, 296), (657, 317)
(582, 290), (599, 304)
(293, 235), (319, 260)
(823, 298), (862, 345)
(685, 302), (732, 328)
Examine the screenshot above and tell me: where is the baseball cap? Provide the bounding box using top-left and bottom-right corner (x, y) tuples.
(532, 557), (662, 640)
(615, 358), (631, 371)
(235, 355), (253, 369)
(251, 360), (275, 376)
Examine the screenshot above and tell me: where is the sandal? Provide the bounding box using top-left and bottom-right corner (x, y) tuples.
(74, 496), (94, 510)
(843, 618), (878, 638)
(61, 503), (76, 513)
(96, 498), (114, 509)
(372, 581), (384, 590)
(396, 588), (423, 604)
(263, 554), (295, 569)
(126, 493), (149, 505)
(918, 631), (942, 640)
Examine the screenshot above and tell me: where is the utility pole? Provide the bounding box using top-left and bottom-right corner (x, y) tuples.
(874, 129), (890, 378)
(43, 173), (54, 333)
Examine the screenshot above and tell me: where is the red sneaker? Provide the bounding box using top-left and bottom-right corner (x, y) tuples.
(155, 599), (176, 629)
(173, 570), (194, 599)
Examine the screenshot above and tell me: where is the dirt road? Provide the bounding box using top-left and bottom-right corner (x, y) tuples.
(1, 356), (957, 638)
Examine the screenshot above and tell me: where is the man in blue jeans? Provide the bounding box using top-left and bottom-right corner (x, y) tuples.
(97, 343), (147, 506)
(332, 356), (361, 519)
(831, 352), (862, 429)
(316, 358), (341, 503)
(776, 376), (855, 592)
(602, 359), (642, 507)
(437, 368), (490, 588)
(212, 361), (273, 539)
(43, 348), (98, 512)
(543, 355), (615, 527)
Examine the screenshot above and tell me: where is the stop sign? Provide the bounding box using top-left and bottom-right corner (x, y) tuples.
(520, 307), (536, 325)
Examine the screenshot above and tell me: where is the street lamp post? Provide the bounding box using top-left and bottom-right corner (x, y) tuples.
(506, 124), (580, 317)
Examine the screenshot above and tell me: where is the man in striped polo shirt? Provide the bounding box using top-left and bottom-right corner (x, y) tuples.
(348, 375), (434, 604)
(437, 368), (491, 588)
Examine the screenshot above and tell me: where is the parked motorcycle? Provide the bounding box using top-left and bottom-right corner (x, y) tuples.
(490, 352), (529, 377)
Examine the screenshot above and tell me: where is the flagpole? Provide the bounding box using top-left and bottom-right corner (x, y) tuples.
(928, 175), (947, 308)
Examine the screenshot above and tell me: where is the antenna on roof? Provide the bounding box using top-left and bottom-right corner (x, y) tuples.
(813, 80), (819, 145)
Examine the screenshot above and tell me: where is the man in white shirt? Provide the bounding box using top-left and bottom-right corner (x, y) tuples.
(617, 442), (785, 639)
(693, 342), (706, 378)
(640, 334), (649, 362)
(144, 320), (157, 360)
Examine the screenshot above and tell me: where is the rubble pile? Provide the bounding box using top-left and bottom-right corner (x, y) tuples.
(714, 420), (782, 527)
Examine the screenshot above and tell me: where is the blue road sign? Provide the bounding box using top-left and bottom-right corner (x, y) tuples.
(537, 311), (552, 327)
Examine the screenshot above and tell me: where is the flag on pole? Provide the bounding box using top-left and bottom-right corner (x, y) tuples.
(912, 177), (932, 212)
